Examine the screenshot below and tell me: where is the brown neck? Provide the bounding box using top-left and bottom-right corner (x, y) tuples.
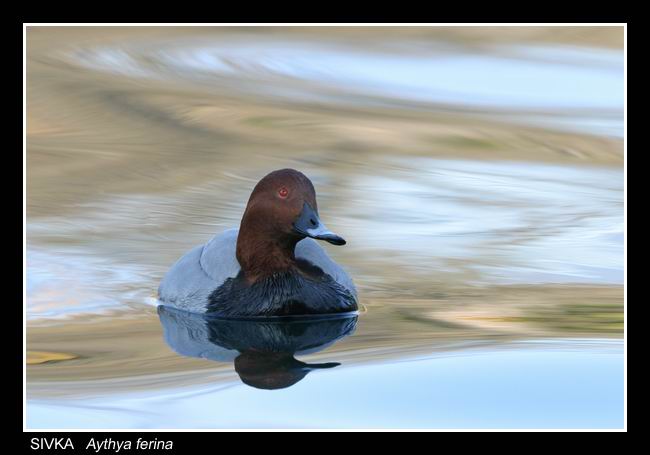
(236, 227), (300, 283)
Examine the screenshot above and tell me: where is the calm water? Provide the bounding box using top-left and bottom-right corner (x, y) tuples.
(26, 26), (625, 429)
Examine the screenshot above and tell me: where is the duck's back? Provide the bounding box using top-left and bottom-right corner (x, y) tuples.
(158, 228), (356, 314)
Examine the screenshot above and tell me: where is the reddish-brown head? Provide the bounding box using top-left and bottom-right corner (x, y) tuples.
(236, 169), (345, 280)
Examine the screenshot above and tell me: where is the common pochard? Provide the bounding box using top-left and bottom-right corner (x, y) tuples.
(158, 169), (358, 317)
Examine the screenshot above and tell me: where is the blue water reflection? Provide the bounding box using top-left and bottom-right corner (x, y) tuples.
(28, 339), (623, 429)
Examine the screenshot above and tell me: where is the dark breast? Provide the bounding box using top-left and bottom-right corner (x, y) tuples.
(206, 261), (358, 317)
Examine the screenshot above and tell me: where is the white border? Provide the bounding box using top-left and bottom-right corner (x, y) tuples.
(23, 22), (627, 433)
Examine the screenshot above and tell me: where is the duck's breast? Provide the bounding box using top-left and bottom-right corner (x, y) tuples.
(295, 236), (357, 297)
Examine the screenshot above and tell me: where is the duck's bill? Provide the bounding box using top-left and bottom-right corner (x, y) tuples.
(306, 225), (347, 246)
(293, 202), (346, 246)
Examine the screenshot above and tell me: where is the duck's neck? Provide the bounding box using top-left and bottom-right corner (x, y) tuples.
(236, 229), (300, 284)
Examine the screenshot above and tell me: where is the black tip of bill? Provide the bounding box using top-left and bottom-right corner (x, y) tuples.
(317, 233), (346, 246)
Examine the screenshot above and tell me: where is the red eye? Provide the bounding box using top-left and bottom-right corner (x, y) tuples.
(278, 187), (289, 198)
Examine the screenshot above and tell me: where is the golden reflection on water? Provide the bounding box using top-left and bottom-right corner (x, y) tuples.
(26, 26), (624, 400)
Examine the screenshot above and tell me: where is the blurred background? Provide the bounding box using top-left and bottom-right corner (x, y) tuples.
(26, 26), (624, 429)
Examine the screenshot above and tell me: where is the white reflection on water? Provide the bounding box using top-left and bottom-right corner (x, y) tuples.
(346, 158), (623, 285)
(68, 38), (623, 137)
(26, 249), (157, 320)
(27, 339), (623, 429)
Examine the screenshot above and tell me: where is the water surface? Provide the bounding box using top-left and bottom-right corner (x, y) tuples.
(26, 26), (624, 429)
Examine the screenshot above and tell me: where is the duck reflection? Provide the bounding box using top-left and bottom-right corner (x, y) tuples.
(158, 305), (357, 390)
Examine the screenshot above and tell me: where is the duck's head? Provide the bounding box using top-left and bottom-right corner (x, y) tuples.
(236, 169), (346, 279)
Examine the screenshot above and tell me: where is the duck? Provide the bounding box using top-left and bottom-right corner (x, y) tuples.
(158, 168), (358, 317)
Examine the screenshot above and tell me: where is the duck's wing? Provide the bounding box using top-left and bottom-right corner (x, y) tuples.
(158, 244), (218, 312)
(295, 237), (357, 297)
(158, 229), (241, 312)
(198, 228), (242, 283)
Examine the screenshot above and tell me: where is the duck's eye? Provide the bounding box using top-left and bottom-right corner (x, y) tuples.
(278, 187), (289, 199)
